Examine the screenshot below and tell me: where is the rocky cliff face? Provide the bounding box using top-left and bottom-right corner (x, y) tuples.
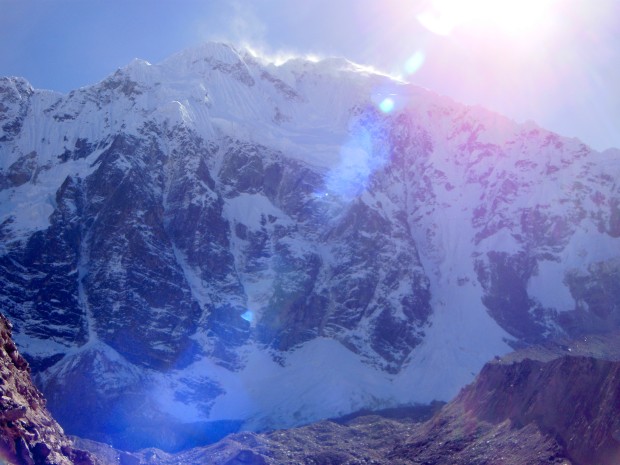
(0, 314), (96, 465)
(1, 42), (619, 449)
(388, 350), (620, 465)
(455, 356), (620, 465)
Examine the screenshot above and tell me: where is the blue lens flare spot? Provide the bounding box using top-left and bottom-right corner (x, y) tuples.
(241, 310), (253, 323)
(379, 97), (395, 113)
(404, 51), (426, 75)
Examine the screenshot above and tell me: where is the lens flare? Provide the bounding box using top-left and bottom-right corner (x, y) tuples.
(416, 3), (458, 35)
(379, 97), (395, 113)
(324, 120), (391, 200)
(404, 51), (426, 75)
(241, 310), (254, 323)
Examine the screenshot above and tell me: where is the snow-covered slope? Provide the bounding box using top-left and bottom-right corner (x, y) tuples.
(1, 42), (619, 451)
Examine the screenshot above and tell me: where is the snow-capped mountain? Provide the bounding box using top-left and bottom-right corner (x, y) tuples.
(1, 42), (619, 450)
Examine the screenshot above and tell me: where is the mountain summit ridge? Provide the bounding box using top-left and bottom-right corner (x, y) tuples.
(1, 42), (619, 450)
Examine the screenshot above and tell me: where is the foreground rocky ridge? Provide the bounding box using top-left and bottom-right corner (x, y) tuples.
(1, 42), (620, 448)
(0, 315), (96, 465)
(76, 334), (620, 465)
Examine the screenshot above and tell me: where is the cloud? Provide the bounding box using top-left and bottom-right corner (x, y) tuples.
(190, 0), (267, 50)
(229, 0), (267, 44)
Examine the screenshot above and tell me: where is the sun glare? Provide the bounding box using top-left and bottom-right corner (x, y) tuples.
(417, 0), (557, 37)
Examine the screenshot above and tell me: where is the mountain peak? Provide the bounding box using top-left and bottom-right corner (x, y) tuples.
(0, 76), (34, 101)
(161, 41), (246, 69)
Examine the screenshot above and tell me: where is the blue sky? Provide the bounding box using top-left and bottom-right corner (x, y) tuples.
(1, 0), (619, 151)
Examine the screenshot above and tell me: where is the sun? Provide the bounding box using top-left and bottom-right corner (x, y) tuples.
(417, 0), (557, 37)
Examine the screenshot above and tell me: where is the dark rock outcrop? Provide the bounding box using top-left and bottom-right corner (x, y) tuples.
(389, 346), (620, 465)
(454, 356), (620, 465)
(0, 314), (97, 465)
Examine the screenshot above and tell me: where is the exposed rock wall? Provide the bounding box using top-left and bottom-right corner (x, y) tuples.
(457, 356), (620, 465)
(0, 315), (96, 465)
